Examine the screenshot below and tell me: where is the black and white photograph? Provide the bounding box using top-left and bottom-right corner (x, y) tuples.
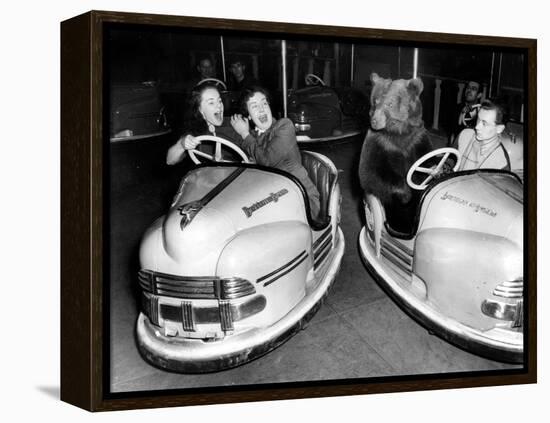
(5, 0), (548, 421)
(105, 17), (529, 395)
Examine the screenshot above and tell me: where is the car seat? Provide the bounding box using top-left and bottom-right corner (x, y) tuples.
(301, 151), (337, 226)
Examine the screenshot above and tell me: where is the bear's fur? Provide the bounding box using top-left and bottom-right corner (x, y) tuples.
(359, 73), (433, 234)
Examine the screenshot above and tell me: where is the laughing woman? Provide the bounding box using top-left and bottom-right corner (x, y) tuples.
(166, 83), (242, 164)
(230, 86), (321, 219)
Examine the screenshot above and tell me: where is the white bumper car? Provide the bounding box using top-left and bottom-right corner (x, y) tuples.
(136, 136), (344, 372)
(359, 148), (524, 363)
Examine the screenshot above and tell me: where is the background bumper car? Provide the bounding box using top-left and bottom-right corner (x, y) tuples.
(110, 82), (171, 142)
(287, 74), (369, 143)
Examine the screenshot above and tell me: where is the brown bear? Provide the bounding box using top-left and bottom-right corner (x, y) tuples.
(358, 73), (433, 234)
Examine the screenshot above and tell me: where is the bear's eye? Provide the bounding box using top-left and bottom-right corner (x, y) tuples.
(385, 102), (393, 108)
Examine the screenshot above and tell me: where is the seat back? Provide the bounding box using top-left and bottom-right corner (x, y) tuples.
(501, 122), (524, 180)
(301, 151), (337, 222)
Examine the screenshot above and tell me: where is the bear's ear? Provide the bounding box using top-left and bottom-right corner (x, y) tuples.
(407, 78), (424, 97)
(370, 73), (381, 84)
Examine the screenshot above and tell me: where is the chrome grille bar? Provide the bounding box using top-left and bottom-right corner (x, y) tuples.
(380, 232), (413, 277)
(493, 279), (523, 298)
(181, 301), (195, 332)
(380, 247), (413, 276)
(219, 300), (234, 332)
(149, 295), (160, 326)
(381, 232), (413, 257)
(144, 294), (267, 325)
(513, 299), (523, 328)
(380, 239), (413, 267)
(138, 270), (255, 300)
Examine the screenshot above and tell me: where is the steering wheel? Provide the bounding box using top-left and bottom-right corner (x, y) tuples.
(305, 74), (326, 86)
(195, 78), (227, 90)
(188, 135), (249, 165)
(406, 148), (461, 190)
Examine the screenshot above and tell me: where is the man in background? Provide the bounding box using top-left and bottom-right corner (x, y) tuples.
(449, 79), (482, 146)
(227, 56), (258, 91)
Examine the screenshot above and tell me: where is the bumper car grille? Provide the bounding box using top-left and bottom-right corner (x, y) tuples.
(138, 270), (256, 300)
(493, 278), (523, 298)
(380, 232), (413, 276)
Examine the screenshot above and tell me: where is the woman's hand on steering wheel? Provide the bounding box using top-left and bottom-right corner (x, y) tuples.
(187, 135), (249, 165)
(179, 134), (201, 150)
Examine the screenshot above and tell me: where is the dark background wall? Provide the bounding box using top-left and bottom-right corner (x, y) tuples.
(107, 27), (526, 137)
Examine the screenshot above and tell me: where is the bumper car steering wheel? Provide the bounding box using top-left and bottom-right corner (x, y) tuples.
(305, 74), (326, 86)
(407, 147), (461, 190)
(196, 78), (227, 90)
(188, 135), (249, 165)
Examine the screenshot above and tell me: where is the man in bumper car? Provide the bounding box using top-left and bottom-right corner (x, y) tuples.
(457, 98), (511, 171)
(227, 56), (259, 91)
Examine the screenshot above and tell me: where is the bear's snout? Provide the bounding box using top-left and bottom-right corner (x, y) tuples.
(370, 110), (387, 130)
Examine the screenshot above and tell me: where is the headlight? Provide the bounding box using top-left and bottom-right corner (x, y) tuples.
(481, 277), (523, 328)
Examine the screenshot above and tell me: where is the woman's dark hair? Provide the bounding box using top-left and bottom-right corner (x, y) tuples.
(184, 82), (221, 135)
(238, 85), (271, 118)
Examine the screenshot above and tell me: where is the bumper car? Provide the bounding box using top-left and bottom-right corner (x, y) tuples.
(110, 82), (170, 142)
(136, 136), (345, 372)
(287, 74), (369, 143)
(359, 148), (524, 363)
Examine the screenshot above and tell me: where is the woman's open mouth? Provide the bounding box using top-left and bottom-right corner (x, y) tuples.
(258, 114), (268, 124)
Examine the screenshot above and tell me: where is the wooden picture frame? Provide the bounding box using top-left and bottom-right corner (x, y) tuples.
(61, 10), (536, 411)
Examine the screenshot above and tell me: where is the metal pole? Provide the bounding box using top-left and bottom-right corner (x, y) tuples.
(220, 36), (227, 82)
(350, 43), (355, 85)
(497, 52), (503, 97)
(334, 43), (340, 87)
(413, 48), (418, 78)
(489, 52), (495, 98)
(282, 40), (288, 118)
(398, 47), (401, 78)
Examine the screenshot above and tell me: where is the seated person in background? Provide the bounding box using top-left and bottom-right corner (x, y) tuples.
(449, 79), (482, 146)
(166, 83), (243, 165)
(230, 86), (321, 219)
(457, 98), (511, 171)
(227, 56), (259, 91)
(183, 56), (217, 94)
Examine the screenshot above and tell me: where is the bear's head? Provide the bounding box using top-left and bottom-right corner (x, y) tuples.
(369, 73), (424, 134)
